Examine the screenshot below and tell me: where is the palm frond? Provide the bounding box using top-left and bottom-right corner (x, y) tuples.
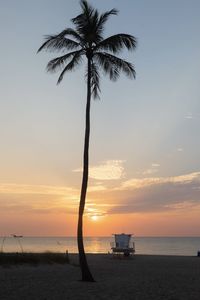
(47, 50), (83, 73)
(57, 51), (83, 84)
(94, 34), (137, 54)
(71, 1), (102, 44)
(90, 61), (101, 99)
(97, 9), (118, 34)
(80, 0), (93, 15)
(93, 52), (119, 81)
(94, 52), (136, 80)
(62, 28), (84, 44)
(37, 29), (81, 53)
(71, 1), (93, 32)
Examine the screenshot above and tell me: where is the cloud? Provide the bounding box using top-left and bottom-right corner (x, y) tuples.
(142, 163), (160, 176)
(0, 181), (108, 216)
(151, 163), (160, 167)
(142, 168), (158, 175)
(185, 113), (193, 119)
(85, 205), (106, 218)
(107, 172), (200, 214)
(74, 160), (125, 180)
(0, 183), (77, 196)
(0, 192), (79, 215)
(1, 171), (200, 217)
(108, 185), (200, 215)
(0, 183), (80, 215)
(184, 112), (200, 120)
(88, 185), (107, 192)
(80, 171), (200, 217)
(120, 172), (200, 190)
(177, 148), (183, 152)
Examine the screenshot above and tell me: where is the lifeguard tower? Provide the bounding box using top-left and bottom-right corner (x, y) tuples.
(110, 233), (135, 257)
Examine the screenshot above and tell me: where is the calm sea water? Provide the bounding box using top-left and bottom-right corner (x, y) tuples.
(0, 237), (200, 256)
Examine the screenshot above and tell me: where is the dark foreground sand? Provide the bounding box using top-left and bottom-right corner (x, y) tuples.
(0, 254), (200, 300)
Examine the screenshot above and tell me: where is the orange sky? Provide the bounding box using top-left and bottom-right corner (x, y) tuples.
(1, 168), (200, 236)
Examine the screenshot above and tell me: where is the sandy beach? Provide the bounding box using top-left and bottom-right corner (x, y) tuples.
(0, 254), (200, 300)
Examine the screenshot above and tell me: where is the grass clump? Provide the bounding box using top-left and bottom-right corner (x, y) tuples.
(0, 251), (70, 266)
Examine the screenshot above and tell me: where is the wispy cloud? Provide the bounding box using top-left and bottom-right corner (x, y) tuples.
(0, 193), (75, 214)
(107, 171), (200, 214)
(85, 205), (106, 218)
(80, 171), (200, 216)
(74, 160), (125, 180)
(120, 172), (200, 190)
(1, 171), (200, 217)
(142, 163), (160, 176)
(88, 185), (107, 192)
(185, 112), (193, 119)
(0, 183), (79, 215)
(142, 169), (158, 175)
(0, 183), (77, 196)
(184, 112), (200, 120)
(0, 181), (108, 215)
(151, 163), (160, 167)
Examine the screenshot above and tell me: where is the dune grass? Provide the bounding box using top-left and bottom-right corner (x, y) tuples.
(0, 251), (70, 266)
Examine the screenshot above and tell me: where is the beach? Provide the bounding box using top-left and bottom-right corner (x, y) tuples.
(0, 254), (200, 300)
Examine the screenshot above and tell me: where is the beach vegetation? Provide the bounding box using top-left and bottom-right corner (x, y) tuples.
(0, 252), (69, 266)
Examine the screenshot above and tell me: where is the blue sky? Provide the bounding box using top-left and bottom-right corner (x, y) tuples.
(0, 0), (200, 235)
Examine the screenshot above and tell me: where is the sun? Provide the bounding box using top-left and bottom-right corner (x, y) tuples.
(91, 215), (99, 221)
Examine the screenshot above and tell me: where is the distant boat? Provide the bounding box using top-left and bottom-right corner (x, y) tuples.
(11, 234), (24, 252)
(11, 234), (23, 238)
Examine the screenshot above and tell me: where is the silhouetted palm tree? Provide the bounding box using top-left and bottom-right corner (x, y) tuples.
(38, 0), (137, 282)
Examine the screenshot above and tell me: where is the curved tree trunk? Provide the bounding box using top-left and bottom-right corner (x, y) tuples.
(77, 57), (95, 282)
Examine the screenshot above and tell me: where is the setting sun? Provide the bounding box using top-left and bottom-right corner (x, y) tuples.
(90, 215), (99, 221)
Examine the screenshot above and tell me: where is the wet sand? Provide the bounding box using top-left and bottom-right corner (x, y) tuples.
(0, 254), (200, 300)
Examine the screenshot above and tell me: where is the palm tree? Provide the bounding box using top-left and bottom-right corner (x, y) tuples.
(38, 0), (137, 282)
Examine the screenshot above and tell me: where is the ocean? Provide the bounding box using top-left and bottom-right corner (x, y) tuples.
(0, 236), (200, 256)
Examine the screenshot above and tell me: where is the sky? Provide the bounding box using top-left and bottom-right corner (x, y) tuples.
(0, 0), (200, 236)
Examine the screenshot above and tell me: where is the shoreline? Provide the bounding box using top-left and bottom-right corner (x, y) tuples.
(1, 236), (199, 257)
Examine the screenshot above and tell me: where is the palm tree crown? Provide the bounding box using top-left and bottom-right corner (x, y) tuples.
(37, 0), (137, 98)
